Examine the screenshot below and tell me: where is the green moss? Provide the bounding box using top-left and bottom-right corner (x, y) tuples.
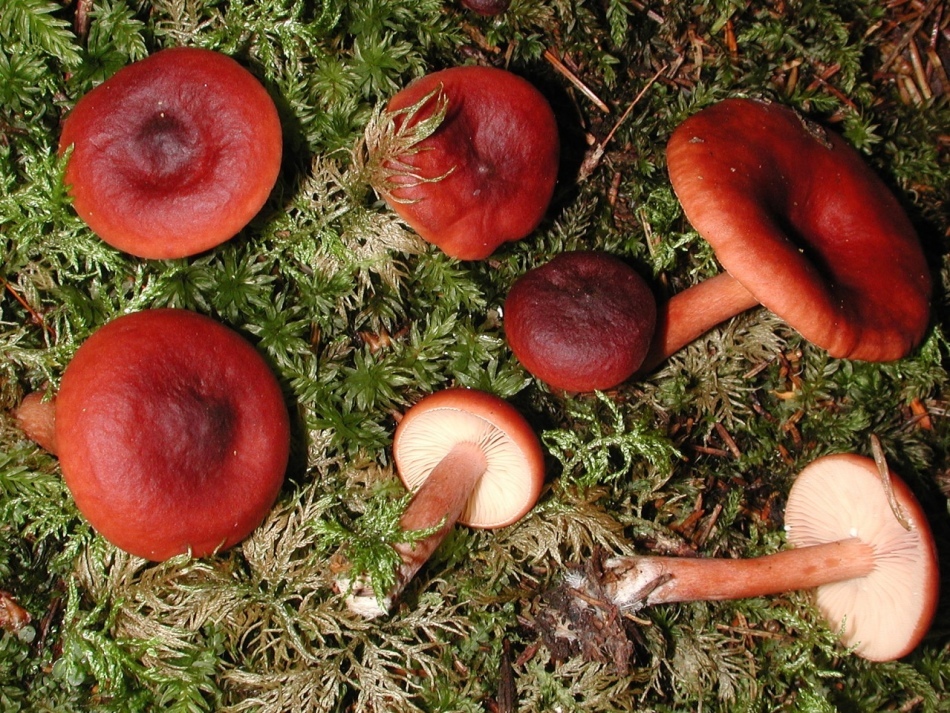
(1, 0), (949, 710)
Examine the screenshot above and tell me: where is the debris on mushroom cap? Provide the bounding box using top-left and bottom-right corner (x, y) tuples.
(60, 47), (283, 259)
(784, 453), (940, 661)
(666, 98), (931, 362)
(378, 65), (560, 260)
(504, 251), (657, 393)
(55, 309), (290, 561)
(393, 388), (545, 529)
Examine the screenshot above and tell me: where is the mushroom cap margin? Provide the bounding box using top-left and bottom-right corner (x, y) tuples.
(393, 388), (545, 529)
(784, 453), (939, 661)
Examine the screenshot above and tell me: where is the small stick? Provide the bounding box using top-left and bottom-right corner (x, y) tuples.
(714, 422), (742, 459)
(74, 0), (95, 41)
(907, 37), (933, 99)
(577, 64), (668, 182)
(870, 434), (912, 531)
(909, 398), (934, 430)
(543, 48), (610, 113)
(2, 278), (54, 337)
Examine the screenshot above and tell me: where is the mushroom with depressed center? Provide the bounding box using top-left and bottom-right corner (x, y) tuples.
(558, 454), (939, 661)
(15, 309), (291, 561)
(504, 251), (657, 393)
(374, 65), (560, 260)
(642, 97), (931, 371)
(60, 46), (283, 259)
(341, 388), (545, 618)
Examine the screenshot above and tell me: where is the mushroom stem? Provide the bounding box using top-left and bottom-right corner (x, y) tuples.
(393, 441), (488, 581)
(598, 538), (875, 609)
(639, 271), (760, 373)
(344, 441), (487, 617)
(15, 392), (58, 455)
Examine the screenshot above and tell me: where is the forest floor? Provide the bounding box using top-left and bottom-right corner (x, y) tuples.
(1, 0), (949, 711)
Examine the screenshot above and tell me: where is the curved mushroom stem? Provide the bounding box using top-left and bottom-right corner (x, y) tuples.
(15, 392), (58, 455)
(344, 442), (487, 618)
(638, 272), (760, 374)
(590, 538), (875, 610)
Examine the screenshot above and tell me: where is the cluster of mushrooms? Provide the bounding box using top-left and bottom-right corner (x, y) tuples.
(13, 44), (940, 665)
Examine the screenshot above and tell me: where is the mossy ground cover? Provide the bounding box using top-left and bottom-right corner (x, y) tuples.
(1, 0), (949, 710)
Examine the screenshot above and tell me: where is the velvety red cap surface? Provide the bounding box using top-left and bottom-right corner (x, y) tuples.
(382, 65), (559, 260)
(55, 309), (290, 560)
(504, 251), (657, 392)
(60, 47), (282, 259)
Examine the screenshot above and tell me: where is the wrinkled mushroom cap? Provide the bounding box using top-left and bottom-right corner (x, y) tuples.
(60, 47), (283, 259)
(393, 389), (544, 529)
(666, 98), (931, 361)
(504, 251), (657, 392)
(784, 453), (939, 661)
(56, 309), (290, 561)
(381, 65), (560, 260)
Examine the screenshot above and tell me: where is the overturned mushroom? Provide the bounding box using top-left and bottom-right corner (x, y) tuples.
(16, 309), (290, 561)
(60, 47), (283, 259)
(342, 388), (545, 618)
(557, 454), (939, 661)
(644, 98), (931, 371)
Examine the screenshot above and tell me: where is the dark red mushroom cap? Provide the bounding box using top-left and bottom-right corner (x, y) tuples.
(504, 251), (657, 393)
(381, 65), (559, 260)
(55, 309), (290, 561)
(461, 0), (511, 16)
(666, 98), (930, 361)
(60, 47), (283, 259)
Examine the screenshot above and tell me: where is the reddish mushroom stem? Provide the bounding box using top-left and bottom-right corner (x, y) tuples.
(639, 271), (759, 374)
(341, 388), (544, 618)
(344, 442), (488, 616)
(15, 392), (58, 455)
(601, 538), (875, 608)
(391, 442), (487, 589)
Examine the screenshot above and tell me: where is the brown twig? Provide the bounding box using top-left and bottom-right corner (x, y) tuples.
(578, 64), (668, 182)
(2, 278), (54, 338)
(74, 0), (95, 42)
(543, 48), (610, 113)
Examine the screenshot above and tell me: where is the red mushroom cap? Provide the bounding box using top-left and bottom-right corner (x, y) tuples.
(55, 309), (290, 560)
(461, 0), (511, 16)
(784, 453), (940, 661)
(666, 98), (931, 361)
(393, 388), (545, 529)
(504, 251), (657, 392)
(60, 47), (283, 259)
(380, 65), (560, 260)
